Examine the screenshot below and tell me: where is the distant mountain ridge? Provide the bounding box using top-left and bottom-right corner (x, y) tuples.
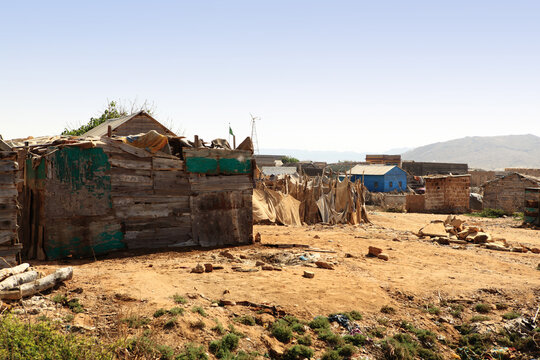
(402, 134), (540, 170)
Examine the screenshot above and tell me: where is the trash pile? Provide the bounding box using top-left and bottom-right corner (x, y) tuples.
(0, 264), (73, 300)
(418, 216), (540, 253)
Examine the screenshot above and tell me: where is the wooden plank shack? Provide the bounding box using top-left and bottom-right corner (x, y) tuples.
(0, 151), (22, 267)
(183, 148), (254, 247)
(22, 139), (254, 260)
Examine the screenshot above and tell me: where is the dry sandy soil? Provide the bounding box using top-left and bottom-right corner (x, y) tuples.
(25, 212), (540, 358)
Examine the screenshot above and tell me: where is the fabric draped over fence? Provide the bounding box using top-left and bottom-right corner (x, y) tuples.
(254, 175), (369, 226)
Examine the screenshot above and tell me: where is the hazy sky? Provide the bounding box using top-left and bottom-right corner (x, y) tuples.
(1, 1), (539, 152)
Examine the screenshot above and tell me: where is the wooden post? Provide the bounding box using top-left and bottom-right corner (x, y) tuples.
(233, 135), (236, 149)
(107, 125), (112, 137)
(194, 135), (200, 148)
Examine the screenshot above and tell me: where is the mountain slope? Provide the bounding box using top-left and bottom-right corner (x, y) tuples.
(402, 134), (540, 170)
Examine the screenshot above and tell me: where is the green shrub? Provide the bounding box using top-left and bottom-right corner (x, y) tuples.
(343, 333), (367, 346)
(426, 305), (440, 315)
(52, 293), (67, 304)
(156, 344), (175, 360)
(0, 315), (111, 359)
(191, 320), (206, 330)
(209, 334), (240, 359)
(297, 334), (312, 346)
(271, 320), (293, 343)
(308, 316), (330, 329)
(153, 308), (167, 318)
(67, 298), (85, 313)
(282, 345), (314, 360)
(191, 306), (207, 317)
(212, 320), (226, 335)
(122, 315), (150, 328)
(234, 315), (255, 326)
(337, 344), (356, 358)
(317, 328), (344, 348)
(169, 307), (184, 316)
(470, 315), (489, 322)
(173, 294), (188, 304)
(381, 333), (417, 360)
(320, 350), (341, 360)
(176, 343), (208, 360)
(502, 311), (520, 320)
(495, 303), (508, 310)
(163, 317), (178, 329)
(291, 322), (305, 334)
(474, 303), (491, 314)
(346, 310), (363, 321)
(380, 305), (396, 314)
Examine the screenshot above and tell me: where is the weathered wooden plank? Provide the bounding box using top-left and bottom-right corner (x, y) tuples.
(0, 163), (18, 172)
(112, 195), (190, 206)
(0, 218), (17, 230)
(115, 203), (190, 219)
(123, 215), (192, 230)
(0, 173), (17, 185)
(189, 175), (253, 192)
(0, 230), (17, 245)
(0, 152), (17, 159)
(153, 157), (184, 170)
(191, 190), (253, 247)
(110, 174), (152, 185)
(0, 189), (18, 198)
(183, 148), (251, 160)
(100, 137), (153, 158)
(109, 157), (152, 170)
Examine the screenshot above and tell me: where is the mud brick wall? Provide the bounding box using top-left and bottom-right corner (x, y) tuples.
(425, 176), (470, 213)
(406, 194), (425, 213)
(505, 168), (540, 178)
(469, 170), (497, 188)
(483, 174), (539, 214)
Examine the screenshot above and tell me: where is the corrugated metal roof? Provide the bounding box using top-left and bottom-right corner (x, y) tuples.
(349, 164), (397, 175)
(261, 166), (298, 176)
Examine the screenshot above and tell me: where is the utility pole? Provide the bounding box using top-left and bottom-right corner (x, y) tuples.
(250, 113), (260, 155)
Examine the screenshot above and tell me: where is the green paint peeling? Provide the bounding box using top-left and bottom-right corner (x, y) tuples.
(25, 158), (46, 180)
(52, 147), (111, 200)
(45, 229), (125, 260)
(186, 157), (218, 174)
(218, 158), (252, 174)
(186, 157), (251, 174)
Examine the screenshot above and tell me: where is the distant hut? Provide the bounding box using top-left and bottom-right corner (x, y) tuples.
(82, 111), (176, 137)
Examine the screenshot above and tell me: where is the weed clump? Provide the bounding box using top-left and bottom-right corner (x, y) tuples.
(176, 343), (208, 360)
(343, 333), (367, 346)
(173, 294), (188, 304)
(282, 345), (314, 360)
(209, 333), (240, 359)
(122, 315), (150, 329)
(380, 305), (396, 314)
(191, 306), (207, 317)
(297, 334), (312, 346)
(470, 315), (490, 323)
(474, 303), (491, 314)
(168, 307), (184, 316)
(153, 308), (167, 318)
(234, 315), (255, 326)
(308, 316), (330, 330)
(271, 320), (293, 343)
(502, 311), (520, 320)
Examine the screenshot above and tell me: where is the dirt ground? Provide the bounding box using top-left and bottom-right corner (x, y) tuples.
(26, 212), (540, 358)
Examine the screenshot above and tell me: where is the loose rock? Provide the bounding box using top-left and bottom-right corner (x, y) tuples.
(368, 246), (383, 257)
(303, 271), (315, 278)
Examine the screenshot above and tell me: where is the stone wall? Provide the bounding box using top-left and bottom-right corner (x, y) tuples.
(483, 173), (539, 213)
(406, 194), (425, 213)
(424, 175), (470, 213)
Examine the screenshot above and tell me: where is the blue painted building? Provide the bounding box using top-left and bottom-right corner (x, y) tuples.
(347, 165), (407, 192)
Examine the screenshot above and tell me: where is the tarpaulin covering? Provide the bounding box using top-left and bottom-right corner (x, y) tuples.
(122, 130), (169, 154)
(253, 188), (302, 226)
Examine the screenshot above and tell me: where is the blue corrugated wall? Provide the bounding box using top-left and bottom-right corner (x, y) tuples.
(349, 167), (407, 192)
